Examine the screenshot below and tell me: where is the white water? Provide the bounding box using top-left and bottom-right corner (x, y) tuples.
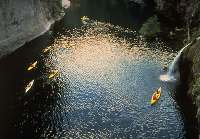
(160, 42), (191, 82)
(62, 0), (71, 9)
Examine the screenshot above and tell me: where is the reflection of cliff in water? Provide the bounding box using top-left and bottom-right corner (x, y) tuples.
(64, 0), (155, 29)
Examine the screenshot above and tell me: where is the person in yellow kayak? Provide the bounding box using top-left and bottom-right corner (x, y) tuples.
(153, 90), (159, 100)
(151, 87), (162, 105)
(27, 61), (37, 71)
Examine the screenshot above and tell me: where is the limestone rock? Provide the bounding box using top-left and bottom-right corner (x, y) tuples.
(0, 0), (70, 57)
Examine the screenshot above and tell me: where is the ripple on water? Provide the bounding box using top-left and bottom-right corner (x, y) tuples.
(16, 20), (185, 138)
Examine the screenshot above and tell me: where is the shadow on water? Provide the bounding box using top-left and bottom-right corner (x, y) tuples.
(0, 32), (53, 138)
(63, 0), (155, 29)
(0, 31), (73, 138)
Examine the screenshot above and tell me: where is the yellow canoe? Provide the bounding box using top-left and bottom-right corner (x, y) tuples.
(81, 16), (90, 24)
(43, 46), (51, 53)
(81, 16), (89, 21)
(27, 61), (37, 71)
(151, 87), (161, 105)
(48, 70), (59, 79)
(25, 80), (34, 93)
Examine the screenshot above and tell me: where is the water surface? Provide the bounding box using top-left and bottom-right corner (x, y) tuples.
(0, 19), (188, 138)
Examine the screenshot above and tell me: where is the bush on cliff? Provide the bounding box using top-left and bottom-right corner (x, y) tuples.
(192, 77), (200, 99)
(139, 15), (160, 38)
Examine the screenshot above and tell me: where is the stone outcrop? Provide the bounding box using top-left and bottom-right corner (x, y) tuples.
(179, 38), (200, 137)
(0, 0), (70, 57)
(153, 0), (200, 137)
(154, 0), (200, 42)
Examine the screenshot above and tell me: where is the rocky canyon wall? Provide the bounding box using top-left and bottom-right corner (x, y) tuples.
(154, 0), (200, 136)
(0, 0), (70, 57)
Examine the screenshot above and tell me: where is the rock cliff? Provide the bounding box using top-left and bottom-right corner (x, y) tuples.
(179, 38), (200, 137)
(154, 0), (200, 43)
(153, 0), (200, 137)
(0, 0), (70, 57)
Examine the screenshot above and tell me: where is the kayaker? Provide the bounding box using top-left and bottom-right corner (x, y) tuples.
(151, 87), (162, 105)
(153, 93), (157, 100)
(153, 90), (159, 100)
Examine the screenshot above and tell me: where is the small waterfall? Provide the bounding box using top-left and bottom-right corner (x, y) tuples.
(168, 44), (190, 77)
(160, 42), (191, 82)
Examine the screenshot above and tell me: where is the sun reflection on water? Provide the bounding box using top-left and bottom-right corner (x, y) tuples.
(24, 20), (184, 138)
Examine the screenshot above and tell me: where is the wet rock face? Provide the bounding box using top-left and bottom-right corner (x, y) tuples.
(153, 0), (200, 136)
(154, 0), (180, 23)
(179, 39), (200, 135)
(181, 39), (200, 98)
(154, 0), (200, 21)
(154, 0), (200, 28)
(0, 0), (70, 57)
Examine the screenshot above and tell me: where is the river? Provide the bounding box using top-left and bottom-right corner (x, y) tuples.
(0, 1), (197, 139)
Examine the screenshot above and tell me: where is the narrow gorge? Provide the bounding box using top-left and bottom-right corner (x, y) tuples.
(0, 0), (200, 139)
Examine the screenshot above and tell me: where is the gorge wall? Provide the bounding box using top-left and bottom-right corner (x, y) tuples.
(179, 38), (200, 137)
(153, 0), (200, 137)
(0, 0), (70, 57)
(154, 0), (200, 43)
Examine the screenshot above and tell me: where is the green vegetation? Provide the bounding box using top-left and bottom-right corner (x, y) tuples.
(139, 15), (160, 38)
(192, 77), (200, 99)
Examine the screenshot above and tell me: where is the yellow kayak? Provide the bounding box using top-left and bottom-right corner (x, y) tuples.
(150, 87), (161, 105)
(27, 61), (37, 71)
(43, 46), (52, 53)
(25, 80), (34, 93)
(48, 70), (59, 79)
(81, 16), (89, 21)
(81, 16), (90, 24)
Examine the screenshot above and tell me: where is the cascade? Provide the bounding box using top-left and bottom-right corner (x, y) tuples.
(160, 42), (192, 82)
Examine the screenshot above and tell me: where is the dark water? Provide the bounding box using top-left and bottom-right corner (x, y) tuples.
(63, 0), (155, 29)
(0, 1), (196, 139)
